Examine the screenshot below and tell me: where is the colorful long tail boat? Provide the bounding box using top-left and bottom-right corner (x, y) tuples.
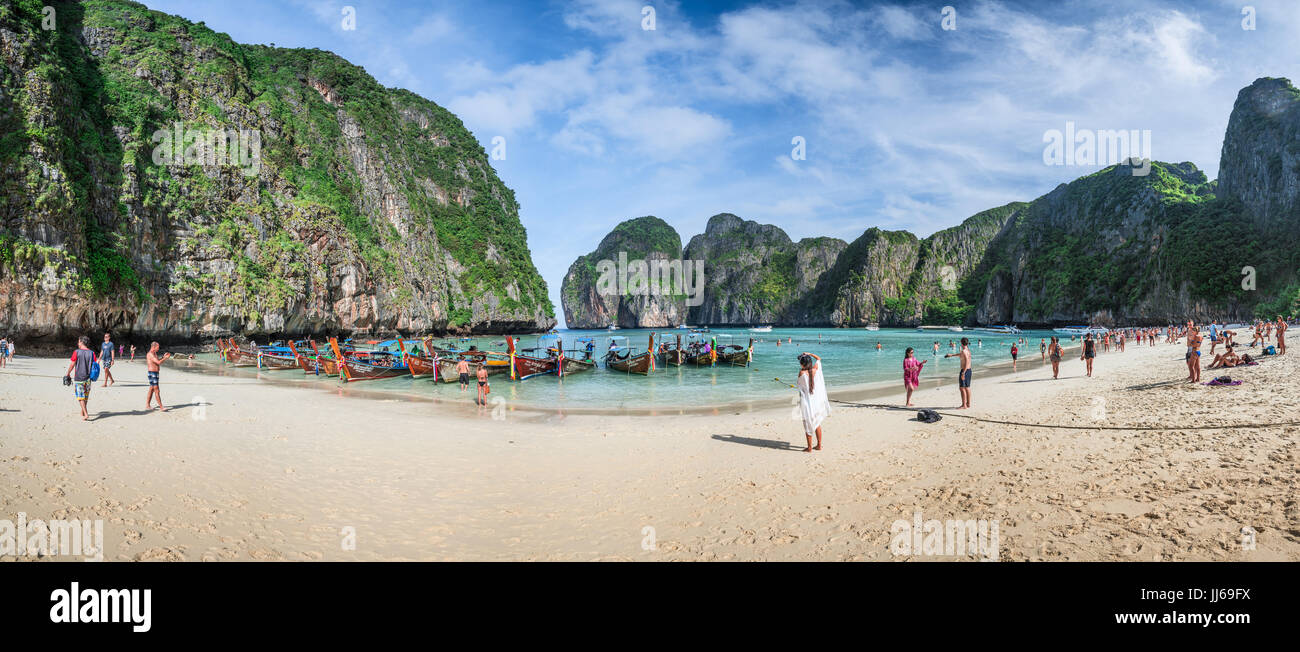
(220, 339), (260, 367)
(329, 337), (411, 382)
(716, 337), (754, 367)
(605, 333), (655, 375)
(658, 334), (686, 366)
(255, 344), (300, 370)
(289, 340), (339, 376)
(505, 336), (559, 380)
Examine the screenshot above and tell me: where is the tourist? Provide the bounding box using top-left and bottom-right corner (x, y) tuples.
(1081, 333), (1096, 377)
(130, 344), (136, 361)
(100, 332), (116, 387)
(1010, 342), (1018, 372)
(902, 347), (927, 407)
(1040, 338), (1046, 362)
(1278, 316), (1288, 355)
(456, 356), (470, 391)
(145, 342), (174, 411)
(63, 335), (97, 421)
(1048, 336), (1062, 379)
(796, 353), (829, 452)
(0, 337), (7, 369)
(476, 363), (489, 406)
(1207, 345), (1240, 369)
(1185, 323), (1203, 383)
(943, 337), (972, 409)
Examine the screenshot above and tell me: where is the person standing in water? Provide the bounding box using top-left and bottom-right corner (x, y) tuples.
(475, 362), (489, 406)
(943, 337), (972, 409)
(902, 347), (927, 407)
(796, 353), (830, 452)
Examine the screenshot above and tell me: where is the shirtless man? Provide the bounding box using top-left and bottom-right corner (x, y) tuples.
(456, 357), (471, 391)
(475, 363), (489, 406)
(1277, 316), (1288, 355)
(943, 337), (972, 409)
(145, 342), (174, 411)
(1185, 323), (1203, 383)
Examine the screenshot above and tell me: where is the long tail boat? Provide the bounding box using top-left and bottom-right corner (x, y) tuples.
(658, 333), (686, 366)
(255, 343), (301, 370)
(329, 337), (411, 382)
(605, 333), (655, 375)
(434, 356), (513, 383)
(221, 339), (261, 367)
(405, 338), (440, 379)
(684, 333), (716, 367)
(289, 340), (339, 376)
(505, 336), (559, 380)
(715, 336), (754, 367)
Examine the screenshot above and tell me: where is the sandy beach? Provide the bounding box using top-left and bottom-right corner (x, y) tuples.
(1, 337), (1296, 562)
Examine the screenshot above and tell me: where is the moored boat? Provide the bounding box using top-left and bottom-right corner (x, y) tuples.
(715, 335), (754, 367)
(658, 334), (686, 366)
(605, 333), (655, 375)
(329, 338), (411, 382)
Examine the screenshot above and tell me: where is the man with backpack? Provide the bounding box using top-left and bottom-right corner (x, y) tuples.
(63, 335), (98, 421)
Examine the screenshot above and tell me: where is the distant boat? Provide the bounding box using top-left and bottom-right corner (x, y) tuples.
(865, 324), (880, 331)
(948, 326), (964, 332)
(608, 325), (620, 331)
(748, 325), (772, 333)
(973, 325), (1022, 334)
(1053, 325), (1109, 336)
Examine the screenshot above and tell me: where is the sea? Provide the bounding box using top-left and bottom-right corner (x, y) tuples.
(189, 327), (1077, 414)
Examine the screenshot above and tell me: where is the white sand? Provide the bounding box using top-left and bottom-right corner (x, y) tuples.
(1, 338), (1296, 561)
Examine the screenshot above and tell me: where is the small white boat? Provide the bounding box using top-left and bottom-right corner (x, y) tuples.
(865, 324), (880, 331)
(608, 325), (620, 331)
(748, 326), (773, 333)
(948, 326), (964, 332)
(974, 325), (1022, 334)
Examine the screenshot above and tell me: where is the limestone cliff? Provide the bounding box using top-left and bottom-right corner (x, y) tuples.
(0, 0), (554, 345)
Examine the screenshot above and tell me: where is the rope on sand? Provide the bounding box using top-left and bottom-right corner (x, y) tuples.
(830, 399), (1300, 431)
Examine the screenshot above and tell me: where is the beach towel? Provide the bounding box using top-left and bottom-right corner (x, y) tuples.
(1204, 376), (1243, 386)
(796, 362), (830, 436)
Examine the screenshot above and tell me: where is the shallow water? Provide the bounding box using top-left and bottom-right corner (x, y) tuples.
(190, 327), (1074, 412)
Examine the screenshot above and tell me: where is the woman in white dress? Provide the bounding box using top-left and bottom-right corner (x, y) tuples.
(796, 353), (830, 452)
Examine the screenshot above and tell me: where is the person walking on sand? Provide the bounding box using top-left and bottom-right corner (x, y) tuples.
(1048, 336), (1063, 379)
(796, 353), (829, 452)
(1010, 342), (1019, 372)
(456, 357), (470, 391)
(1080, 333), (1096, 377)
(99, 332), (116, 387)
(145, 342), (173, 411)
(64, 335), (97, 421)
(1277, 316), (1288, 355)
(0, 337), (7, 369)
(130, 344), (136, 362)
(944, 337), (972, 409)
(1040, 338), (1046, 362)
(902, 347), (927, 407)
(475, 362), (489, 406)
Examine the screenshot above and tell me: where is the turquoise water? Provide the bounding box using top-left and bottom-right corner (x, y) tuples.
(195, 327), (1068, 412)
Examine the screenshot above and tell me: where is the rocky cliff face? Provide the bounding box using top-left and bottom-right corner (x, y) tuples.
(683, 214), (846, 326)
(560, 216), (686, 328)
(1218, 77), (1300, 225)
(0, 0), (554, 345)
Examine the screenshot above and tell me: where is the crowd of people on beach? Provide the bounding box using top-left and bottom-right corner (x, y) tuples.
(45, 333), (172, 421)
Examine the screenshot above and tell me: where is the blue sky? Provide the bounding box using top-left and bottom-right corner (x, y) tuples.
(143, 0), (1298, 326)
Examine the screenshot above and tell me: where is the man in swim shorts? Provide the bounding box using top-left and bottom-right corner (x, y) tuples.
(944, 337), (972, 409)
(145, 341), (173, 411)
(456, 357), (470, 391)
(100, 332), (116, 387)
(64, 335), (97, 421)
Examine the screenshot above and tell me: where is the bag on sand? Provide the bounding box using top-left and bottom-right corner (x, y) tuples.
(917, 409), (942, 423)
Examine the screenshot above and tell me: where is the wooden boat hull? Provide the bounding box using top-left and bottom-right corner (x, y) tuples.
(224, 348), (259, 367)
(658, 349), (686, 366)
(716, 348), (751, 366)
(407, 355), (439, 379)
(685, 353), (715, 366)
(559, 357), (596, 376)
(512, 355), (557, 380)
(257, 353), (300, 370)
(606, 352), (653, 375)
(296, 354), (339, 376)
(433, 358), (512, 383)
(338, 357), (410, 382)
